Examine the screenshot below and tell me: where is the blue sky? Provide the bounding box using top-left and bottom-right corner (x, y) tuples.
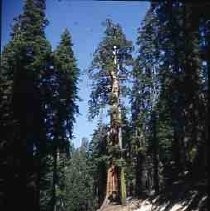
(2, 0), (150, 147)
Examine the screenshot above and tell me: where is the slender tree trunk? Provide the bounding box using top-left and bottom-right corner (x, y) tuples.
(151, 111), (159, 194)
(120, 166), (126, 205)
(52, 146), (58, 211)
(135, 152), (145, 197)
(118, 95), (126, 205)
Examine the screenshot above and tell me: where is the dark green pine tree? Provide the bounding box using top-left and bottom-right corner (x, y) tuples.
(0, 40), (19, 211)
(54, 29), (79, 140)
(182, 2), (209, 180)
(54, 29), (79, 210)
(0, 0), (51, 210)
(132, 1), (208, 197)
(131, 4), (162, 196)
(155, 1), (208, 179)
(39, 54), (59, 211)
(40, 29), (79, 210)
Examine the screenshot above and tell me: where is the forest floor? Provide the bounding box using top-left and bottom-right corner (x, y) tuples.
(100, 178), (207, 211)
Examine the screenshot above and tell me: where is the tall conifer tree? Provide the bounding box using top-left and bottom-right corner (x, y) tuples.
(39, 29), (79, 210)
(88, 19), (133, 205)
(0, 0), (51, 209)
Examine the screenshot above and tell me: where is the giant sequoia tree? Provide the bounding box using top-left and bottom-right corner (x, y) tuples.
(88, 19), (133, 205)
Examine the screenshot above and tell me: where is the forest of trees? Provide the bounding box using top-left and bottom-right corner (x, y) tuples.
(0, 0), (209, 211)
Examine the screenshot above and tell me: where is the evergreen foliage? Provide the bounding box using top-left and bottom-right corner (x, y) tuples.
(88, 19), (133, 205)
(40, 29), (79, 210)
(0, 0), (51, 209)
(0, 1), (208, 210)
(131, 1), (208, 198)
(65, 139), (96, 211)
(88, 124), (109, 207)
(0, 1), (79, 210)
(88, 19), (133, 119)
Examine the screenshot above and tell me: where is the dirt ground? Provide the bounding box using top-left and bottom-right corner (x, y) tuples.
(100, 205), (131, 211)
